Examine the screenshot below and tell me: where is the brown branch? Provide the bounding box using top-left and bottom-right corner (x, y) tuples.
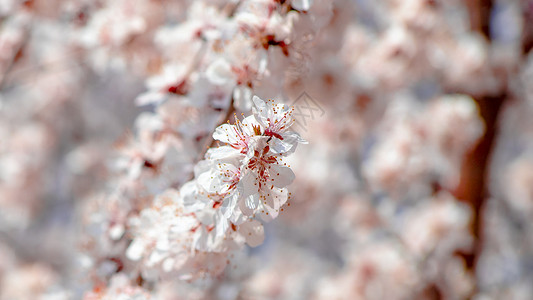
(454, 93), (505, 269)
(454, 1), (511, 297)
(465, 0), (493, 39)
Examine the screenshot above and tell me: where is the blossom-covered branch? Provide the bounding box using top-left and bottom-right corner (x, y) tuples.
(125, 95), (306, 280)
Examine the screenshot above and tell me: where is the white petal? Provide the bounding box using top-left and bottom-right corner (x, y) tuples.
(206, 58), (235, 86)
(239, 219), (265, 247)
(252, 95), (266, 110)
(126, 239), (146, 261)
(283, 131), (308, 144)
(197, 170), (221, 194)
(252, 95), (269, 128)
(269, 164), (295, 188)
(109, 224), (125, 240)
(215, 212), (229, 238)
(180, 181), (207, 212)
(246, 194), (259, 210)
(162, 257), (175, 272)
(196, 208), (215, 225)
(270, 131), (307, 155)
(270, 137), (296, 155)
(258, 204), (277, 222)
(239, 194), (258, 216)
(212, 124), (236, 144)
(241, 115), (261, 136)
(206, 146), (242, 160)
(148, 249), (167, 265)
(220, 193), (238, 218)
(238, 171), (257, 198)
(180, 181), (197, 204)
(193, 226), (209, 251)
(170, 216), (197, 233)
(273, 187), (289, 208)
(218, 161), (240, 174)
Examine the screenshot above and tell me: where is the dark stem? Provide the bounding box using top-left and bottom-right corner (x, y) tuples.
(455, 1), (512, 297)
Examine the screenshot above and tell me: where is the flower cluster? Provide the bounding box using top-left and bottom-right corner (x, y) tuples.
(125, 95), (305, 278)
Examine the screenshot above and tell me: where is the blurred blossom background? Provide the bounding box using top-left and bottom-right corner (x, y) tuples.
(0, 0), (533, 299)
